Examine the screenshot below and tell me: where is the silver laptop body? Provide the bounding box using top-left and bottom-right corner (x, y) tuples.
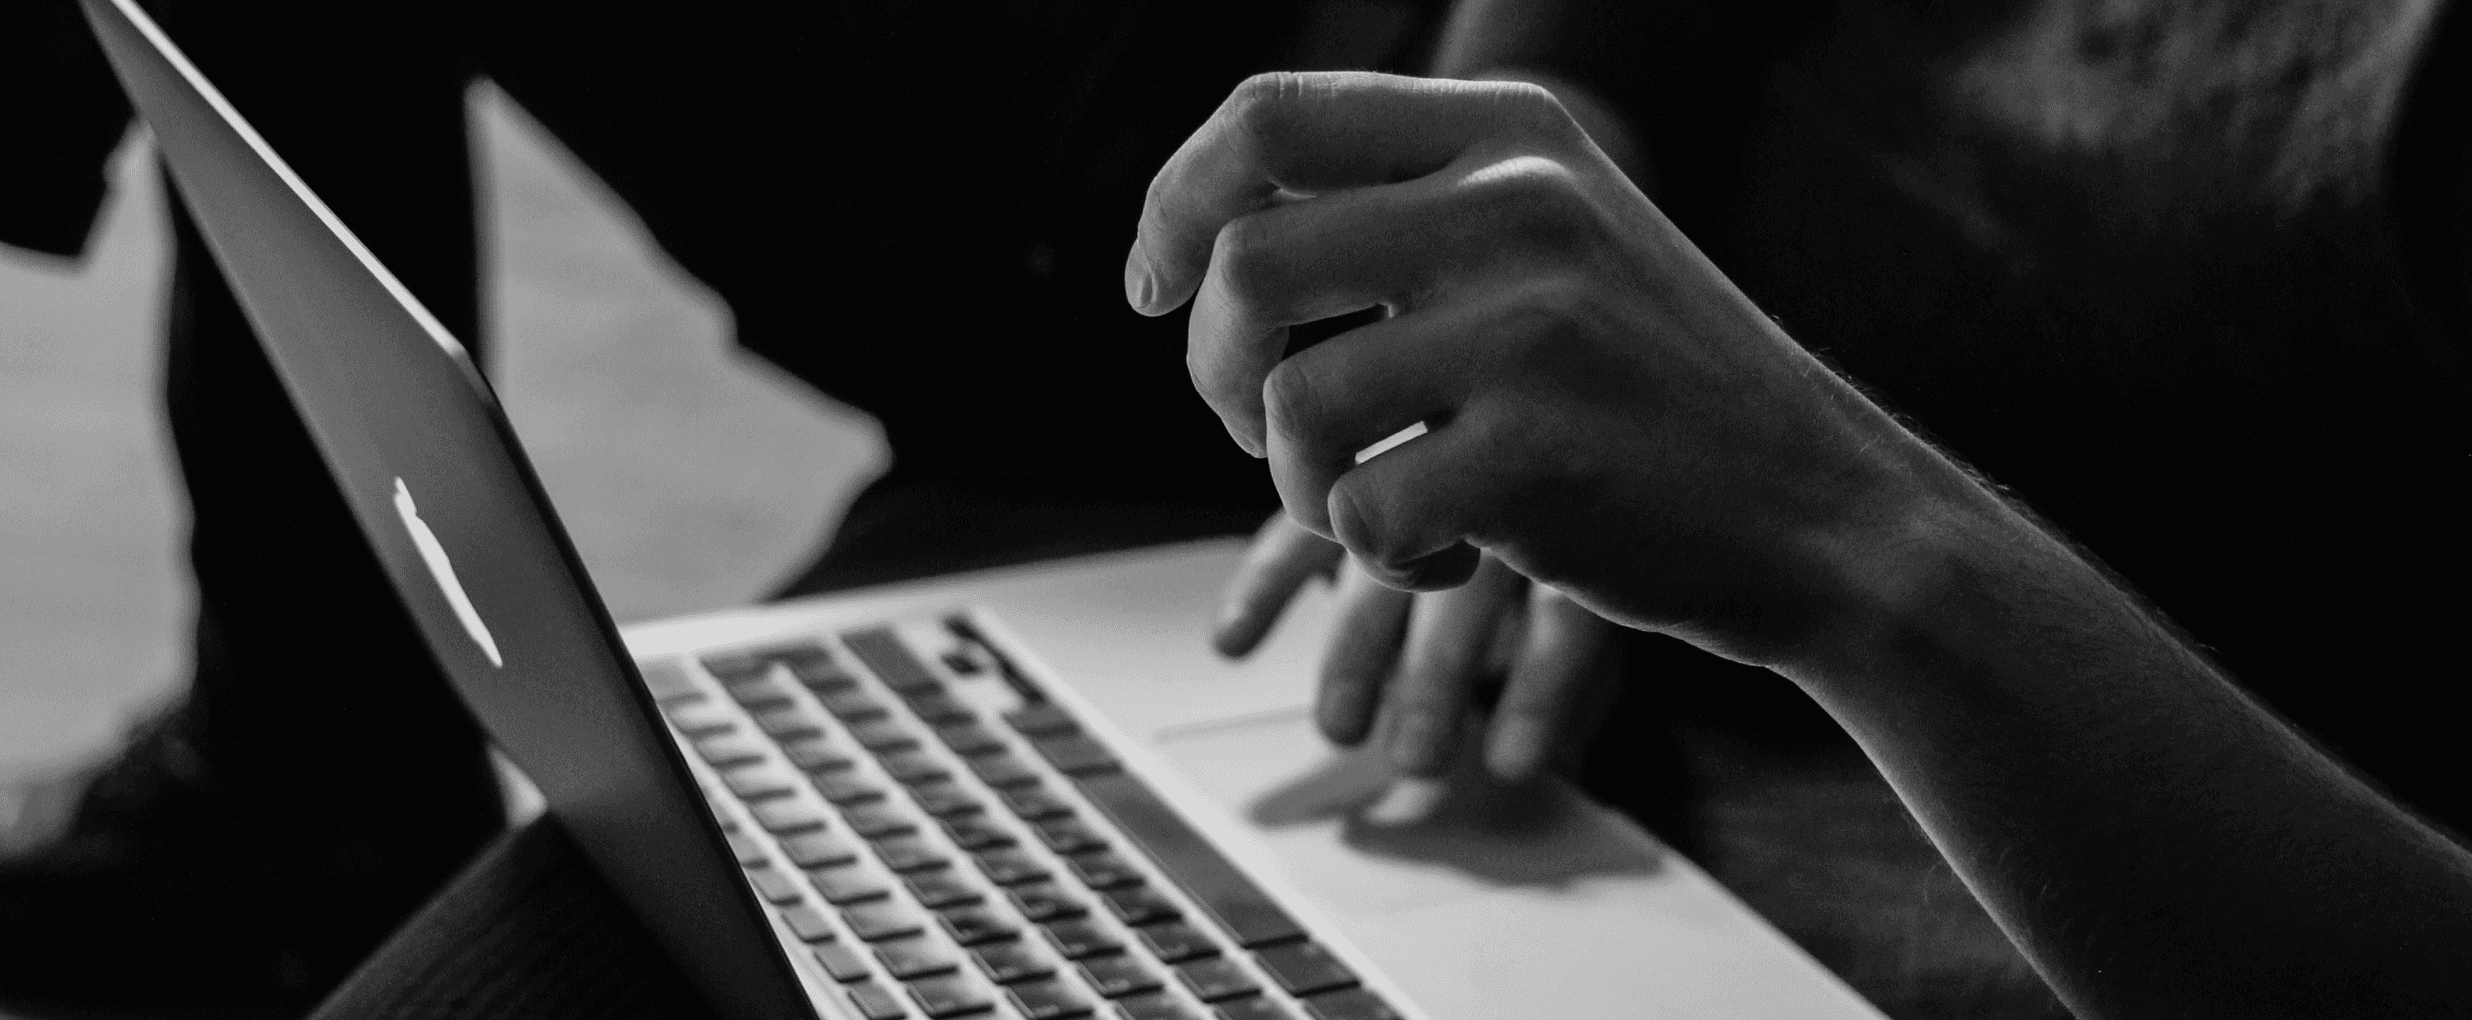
(83, 3), (1433, 1017)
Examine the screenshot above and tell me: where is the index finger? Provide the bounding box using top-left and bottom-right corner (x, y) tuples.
(1124, 71), (1557, 318)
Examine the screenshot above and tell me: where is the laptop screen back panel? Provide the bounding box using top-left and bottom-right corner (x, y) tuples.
(78, 2), (816, 1016)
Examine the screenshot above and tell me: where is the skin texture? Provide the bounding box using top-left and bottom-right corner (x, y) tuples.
(1129, 71), (2472, 1018)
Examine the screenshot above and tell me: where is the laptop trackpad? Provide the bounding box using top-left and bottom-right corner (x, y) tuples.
(1151, 708), (1666, 915)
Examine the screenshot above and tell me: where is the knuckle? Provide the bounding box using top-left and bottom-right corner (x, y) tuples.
(1209, 215), (1282, 309)
(1260, 356), (1331, 445)
(1227, 71), (1309, 157)
(1185, 340), (1250, 412)
(1503, 276), (1607, 353)
(1328, 482), (1410, 575)
(1460, 155), (1600, 247)
(1487, 78), (1590, 149)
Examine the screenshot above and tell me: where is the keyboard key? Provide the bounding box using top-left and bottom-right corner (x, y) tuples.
(904, 973), (996, 1019)
(1007, 978), (1096, 1019)
(813, 773), (889, 806)
(820, 689), (892, 721)
(744, 865), (803, 904)
(911, 782), (984, 818)
(845, 802), (921, 840)
(852, 718), (923, 753)
(1079, 956), (1163, 998)
(693, 732), (768, 769)
(779, 902), (837, 942)
(941, 815), (1016, 852)
(935, 722), (1008, 757)
(905, 691), (978, 726)
(842, 900), (928, 942)
(1001, 702), (1078, 738)
(798, 669), (861, 694)
(880, 750), (954, 786)
(1099, 885), (1180, 926)
(937, 904), (1020, 946)
(874, 936), (961, 980)
(1173, 959), (1258, 1002)
(847, 982), (910, 1020)
(1251, 943), (1355, 998)
(1134, 922), (1218, 963)
(1299, 989), (1401, 1020)
(906, 869), (986, 909)
(724, 676), (795, 711)
(769, 643), (838, 671)
(753, 707), (824, 741)
(1000, 785), (1076, 820)
(780, 830), (861, 869)
(845, 628), (947, 695)
(662, 697), (737, 736)
(973, 941), (1057, 984)
(637, 658), (702, 701)
(724, 770), (797, 802)
(1034, 817), (1109, 856)
(872, 835), (949, 873)
(1212, 999), (1294, 1020)
(813, 941), (873, 982)
(1116, 993), (1205, 1020)
(1031, 733), (1119, 777)
(784, 737), (857, 774)
(808, 865), (892, 905)
(697, 652), (773, 683)
(973, 847), (1052, 886)
(1041, 918), (1124, 960)
(752, 799), (830, 834)
(786, 658), (856, 693)
(1067, 852), (1143, 891)
(1075, 773), (1306, 949)
(968, 753), (1041, 789)
(1007, 883), (1088, 923)
(724, 828), (768, 866)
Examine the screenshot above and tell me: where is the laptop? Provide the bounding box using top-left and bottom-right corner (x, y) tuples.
(82, 1), (1885, 1017)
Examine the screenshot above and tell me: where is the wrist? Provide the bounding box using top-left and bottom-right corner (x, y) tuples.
(1780, 461), (2066, 699)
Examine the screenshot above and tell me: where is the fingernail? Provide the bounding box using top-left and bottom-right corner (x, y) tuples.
(1223, 420), (1266, 459)
(1123, 239), (1155, 310)
(1388, 710), (1449, 776)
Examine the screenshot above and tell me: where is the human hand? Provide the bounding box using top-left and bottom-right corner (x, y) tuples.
(1129, 72), (1971, 673)
(1215, 511), (1621, 782)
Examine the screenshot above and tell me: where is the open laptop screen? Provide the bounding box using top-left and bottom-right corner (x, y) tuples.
(77, 2), (813, 1015)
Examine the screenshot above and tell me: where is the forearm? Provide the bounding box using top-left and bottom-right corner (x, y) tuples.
(1789, 487), (2472, 1017)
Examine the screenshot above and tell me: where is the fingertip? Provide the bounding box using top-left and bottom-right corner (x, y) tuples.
(1380, 543), (1480, 592)
(1317, 682), (1375, 746)
(1211, 603), (1262, 659)
(1486, 715), (1551, 782)
(1123, 238), (1159, 313)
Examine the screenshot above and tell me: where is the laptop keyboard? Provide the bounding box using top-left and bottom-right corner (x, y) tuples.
(639, 617), (1404, 1020)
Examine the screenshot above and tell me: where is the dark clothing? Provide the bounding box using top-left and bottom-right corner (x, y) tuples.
(3, 2), (2465, 1018)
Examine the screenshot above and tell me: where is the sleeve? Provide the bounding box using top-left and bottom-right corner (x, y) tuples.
(2, 0), (136, 260)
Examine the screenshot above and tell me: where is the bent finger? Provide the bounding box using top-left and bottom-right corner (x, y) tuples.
(1215, 512), (1344, 658)
(1129, 71), (1567, 317)
(1318, 557), (1412, 746)
(1486, 586), (1621, 782)
(1383, 555), (1527, 777)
